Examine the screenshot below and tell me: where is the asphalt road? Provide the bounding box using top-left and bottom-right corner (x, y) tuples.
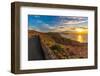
(28, 36), (46, 60)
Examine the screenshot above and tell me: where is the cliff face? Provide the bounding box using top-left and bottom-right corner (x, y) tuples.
(28, 30), (88, 60)
(41, 42), (58, 59)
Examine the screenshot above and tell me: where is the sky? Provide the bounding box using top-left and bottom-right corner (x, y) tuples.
(28, 15), (88, 32)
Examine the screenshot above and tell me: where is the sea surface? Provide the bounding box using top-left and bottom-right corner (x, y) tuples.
(60, 33), (88, 43)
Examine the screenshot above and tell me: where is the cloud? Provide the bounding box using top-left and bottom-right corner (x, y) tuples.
(63, 20), (88, 25)
(29, 20), (56, 32)
(39, 24), (58, 32)
(28, 26), (40, 32)
(50, 25), (88, 32)
(59, 16), (88, 25)
(29, 15), (88, 32)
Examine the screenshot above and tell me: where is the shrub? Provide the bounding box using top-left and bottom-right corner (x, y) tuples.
(50, 44), (64, 51)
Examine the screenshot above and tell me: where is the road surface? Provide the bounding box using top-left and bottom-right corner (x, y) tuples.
(28, 36), (46, 60)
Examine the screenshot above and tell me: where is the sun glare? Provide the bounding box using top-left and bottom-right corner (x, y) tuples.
(77, 35), (84, 43)
(76, 28), (83, 32)
(75, 28), (87, 34)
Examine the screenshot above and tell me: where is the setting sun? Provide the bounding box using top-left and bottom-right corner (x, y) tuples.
(75, 28), (87, 34)
(76, 28), (84, 32)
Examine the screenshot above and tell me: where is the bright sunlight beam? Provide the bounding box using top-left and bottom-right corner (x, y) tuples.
(75, 28), (87, 34)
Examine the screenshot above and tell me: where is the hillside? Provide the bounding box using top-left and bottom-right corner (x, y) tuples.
(28, 30), (88, 59)
(46, 32), (87, 46)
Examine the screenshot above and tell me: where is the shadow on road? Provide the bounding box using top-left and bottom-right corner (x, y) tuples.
(28, 35), (46, 60)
